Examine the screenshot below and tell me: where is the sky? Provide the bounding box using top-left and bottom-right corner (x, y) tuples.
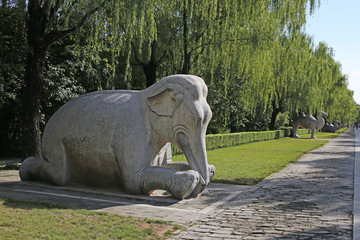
(306, 0), (360, 104)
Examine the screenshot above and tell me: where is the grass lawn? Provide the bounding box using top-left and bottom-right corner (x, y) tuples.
(297, 131), (340, 139)
(0, 198), (180, 240)
(173, 136), (331, 185)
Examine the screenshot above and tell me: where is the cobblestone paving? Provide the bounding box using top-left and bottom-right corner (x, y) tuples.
(170, 130), (355, 239)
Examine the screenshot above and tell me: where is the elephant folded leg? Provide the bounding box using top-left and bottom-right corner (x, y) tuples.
(165, 161), (191, 171)
(166, 161), (215, 180)
(140, 166), (203, 199)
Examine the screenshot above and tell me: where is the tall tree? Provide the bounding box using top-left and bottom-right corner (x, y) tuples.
(267, 34), (312, 129)
(131, 2), (170, 87)
(22, 0), (153, 157)
(23, 0), (106, 157)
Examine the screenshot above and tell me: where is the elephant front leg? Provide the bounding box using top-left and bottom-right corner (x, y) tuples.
(140, 166), (202, 199)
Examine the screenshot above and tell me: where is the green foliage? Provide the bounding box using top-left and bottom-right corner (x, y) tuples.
(206, 68), (250, 133)
(337, 127), (349, 134)
(0, 2), (27, 156)
(0, 0), (358, 155)
(356, 106), (360, 123)
(173, 137), (328, 185)
(205, 131), (284, 150)
(275, 112), (290, 129)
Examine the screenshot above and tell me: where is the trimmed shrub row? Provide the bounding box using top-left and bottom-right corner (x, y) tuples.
(172, 127), (310, 155)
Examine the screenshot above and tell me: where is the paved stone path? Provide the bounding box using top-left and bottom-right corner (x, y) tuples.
(0, 129), (358, 239)
(170, 129), (357, 240)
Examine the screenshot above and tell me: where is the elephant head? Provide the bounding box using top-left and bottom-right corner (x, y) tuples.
(146, 75), (212, 192)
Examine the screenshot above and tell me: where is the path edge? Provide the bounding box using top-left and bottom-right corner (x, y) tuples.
(354, 129), (360, 240)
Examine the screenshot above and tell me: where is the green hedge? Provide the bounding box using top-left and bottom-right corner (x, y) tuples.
(172, 127), (310, 155)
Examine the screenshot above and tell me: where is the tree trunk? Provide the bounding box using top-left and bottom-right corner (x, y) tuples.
(22, 50), (46, 157)
(269, 100), (281, 130)
(182, 53), (191, 74)
(181, 0), (191, 74)
(22, 0), (100, 157)
(143, 62), (157, 87)
(22, 0), (47, 157)
(143, 41), (158, 87)
(269, 108), (280, 130)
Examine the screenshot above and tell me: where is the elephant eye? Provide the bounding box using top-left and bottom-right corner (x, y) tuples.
(196, 111), (204, 123)
(203, 87), (208, 98)
(201, 104), (212, 123)
(205, 108), (212, 121)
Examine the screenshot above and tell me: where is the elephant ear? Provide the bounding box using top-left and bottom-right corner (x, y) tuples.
(147, 83), (184, 117)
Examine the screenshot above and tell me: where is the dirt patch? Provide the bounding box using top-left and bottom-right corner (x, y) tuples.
(136, 220), (179, 239)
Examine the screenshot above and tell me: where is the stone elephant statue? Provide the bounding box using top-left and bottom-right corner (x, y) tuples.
(20, 74), (214, 199)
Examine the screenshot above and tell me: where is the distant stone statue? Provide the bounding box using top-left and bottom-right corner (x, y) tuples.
(334, 120), (343, 130)
(20, 74), (214, 199)
(322, 122), (337, 133)
(292, 111), (328, 139)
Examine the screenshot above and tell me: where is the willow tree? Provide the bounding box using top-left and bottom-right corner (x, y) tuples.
(130, 0), (175, 87)
(130, 0), (270, 86)
(279, 40), (358, 124)
(232, 0), (321, 129)
(312, 43), (358, 123)
(196, 0), (280, 130)
(300, 42), (338, 115)
(326, 84), (357, 123)
(168, 0), (225, 75)
(209, 0), (320, 130)
(159, 0), (321, 131)
(265, 33), (316, 129)
(22, 0), (154, 157)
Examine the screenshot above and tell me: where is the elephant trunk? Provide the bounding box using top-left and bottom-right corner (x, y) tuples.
(176, 132), (209, 186)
